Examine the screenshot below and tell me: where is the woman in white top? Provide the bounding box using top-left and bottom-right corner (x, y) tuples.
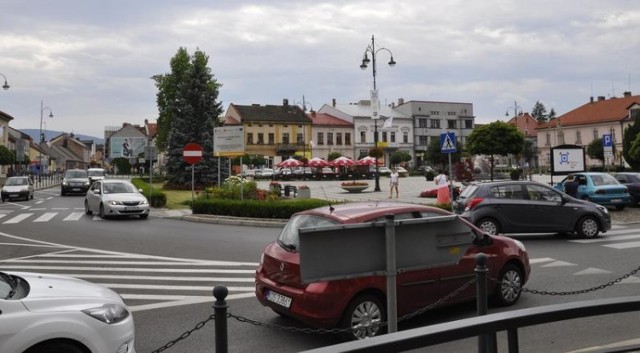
(389, 168), (399, 198)
(434, 170), (450, 205)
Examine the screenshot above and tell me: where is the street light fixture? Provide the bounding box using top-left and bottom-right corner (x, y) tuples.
(505, 101), (523, 171)
(360, 35), (396, 192)
(0, 73), (10, 90)
(39, 100), (54, 178)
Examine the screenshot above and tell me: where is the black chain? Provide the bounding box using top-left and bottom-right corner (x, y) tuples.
(150, 314), (217, 353)
(517, 264), (640, 296)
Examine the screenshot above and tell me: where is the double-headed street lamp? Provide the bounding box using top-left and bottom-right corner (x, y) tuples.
(0, 73), (10, 90)
(39, 100), (54, 177)
(505, 101), (523, 170)
(360, 35), (396, 192)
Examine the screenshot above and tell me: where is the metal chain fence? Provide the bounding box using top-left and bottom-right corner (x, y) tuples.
(149, 263), (640, 352)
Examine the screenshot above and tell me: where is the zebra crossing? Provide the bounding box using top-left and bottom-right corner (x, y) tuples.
(0, 209), (105, 223)
(0, 233), (257, 312)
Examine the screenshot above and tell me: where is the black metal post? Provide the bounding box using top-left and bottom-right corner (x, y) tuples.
(374, 120), (380, 191)
(213, 286), (229, 353)
(475, 253), (497, 353)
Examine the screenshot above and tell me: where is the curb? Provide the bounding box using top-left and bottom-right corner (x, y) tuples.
(180, 214), (287, 228)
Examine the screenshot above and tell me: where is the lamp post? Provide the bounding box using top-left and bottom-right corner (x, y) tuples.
(505, 101), (523, 172)
(360, 35), (396, 192)
(39, 100), (54, 179)
(0, 73), (9, 90)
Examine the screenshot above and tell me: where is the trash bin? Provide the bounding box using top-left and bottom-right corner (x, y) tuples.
(284, 185), (297, 197)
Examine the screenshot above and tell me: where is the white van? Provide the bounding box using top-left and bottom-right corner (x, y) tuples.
(87, 168), (106, 183)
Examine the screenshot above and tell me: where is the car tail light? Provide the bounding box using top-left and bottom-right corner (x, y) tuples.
(465, 197), (484, 211)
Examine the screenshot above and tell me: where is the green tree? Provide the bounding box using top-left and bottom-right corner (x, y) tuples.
(623, 109), (640, 170)
(467, 121), (524, 181)
(389, 150), (412, 166)
(522, 139), (538, 170)
(152, 47), (191, 153)
(159, 48), (224, 187)
(587, 138), (616, 168)
(424, 138), (462, 170)
(531, 101), (548, 122)
(0, 145), (14, 166)
(327, 151), (343, 161)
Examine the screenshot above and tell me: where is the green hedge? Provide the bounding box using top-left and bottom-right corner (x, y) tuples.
(131, 178), (167, 208)
(192, 198), (333, 219)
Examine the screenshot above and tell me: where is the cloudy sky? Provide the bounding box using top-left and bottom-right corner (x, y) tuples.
(1, 0), (638, 139)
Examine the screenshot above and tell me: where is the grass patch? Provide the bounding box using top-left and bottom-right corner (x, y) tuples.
(152, 183), (192, 209)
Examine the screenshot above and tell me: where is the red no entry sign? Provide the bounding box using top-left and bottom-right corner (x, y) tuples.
(183, 143), (203, 165)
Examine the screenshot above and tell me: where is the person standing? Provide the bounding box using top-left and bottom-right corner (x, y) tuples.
(563, 173), (579, 198)
(434, 170), (450, 205)
(389, 168), (399, 198)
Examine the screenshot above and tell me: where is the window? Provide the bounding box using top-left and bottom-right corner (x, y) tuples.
(430, 119), (440, 129)
(465, 120), (473, 129)
(431, 111), (440, 115)
(525, 184), (561, 202)
(390, 132), (396, 143)
(382, 132), (388, 143)
(448, 112), (456, 116)
(403, 132), (409, 143)
(576, 131), (581, 144)
(447, 120), (457, 129)
(345, 133), (351, 145)
(593, 129), (598, 139)
(419, 136), (428, 145)
(336, 133), (343, 145)
(490, 184), (525, 200)
(360, 131), (366, 143)
(317, 132), (324, 145)
(297, 133), (303, 144)
(610, 128), (616, 142)
(247, 133), (253, 145)
(418, 119), (428, 128)
(545, 132), (550, 146)
(282, 133), (290, 144)
(257, 133), (264, 145)
(268, 133), (274, 145)
(327, 132), (334, 145)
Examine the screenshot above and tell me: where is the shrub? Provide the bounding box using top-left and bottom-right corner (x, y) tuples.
(192, 198), (333, 218)
(131, 178), (167, 207)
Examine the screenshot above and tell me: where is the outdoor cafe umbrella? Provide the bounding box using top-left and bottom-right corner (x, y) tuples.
(277, 157), (304, 168)
(307, 157), (329, 168)
(330, 156), (356, 167)
(357, 156), (383, 166)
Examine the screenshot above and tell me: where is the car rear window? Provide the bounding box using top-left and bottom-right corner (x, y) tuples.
(591, 174), (619, 186)
(489, 184), (525, 199)
(65, 170), (87, 178)
(277, 215), (339, 250)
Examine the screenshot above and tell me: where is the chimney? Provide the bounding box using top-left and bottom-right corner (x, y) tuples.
(283, 98), (289, 106)
(624, 91), (632, 97)
(598, 96), (606, 101)
(332, 98), (336, 107)
(398, 98), (404, 105)
(590, 96), (594, 103)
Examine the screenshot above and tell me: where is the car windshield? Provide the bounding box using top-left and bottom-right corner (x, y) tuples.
(104, 183), (138, 194)
(591, 174), (619, 186)
(88, 170), (104, 177)
(6, 178), (28, 186)
(277, 214), (339, 251)
(65, 170), (87, 178)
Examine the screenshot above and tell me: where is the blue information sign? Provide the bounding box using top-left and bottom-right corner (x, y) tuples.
(440, 132), (457, 153)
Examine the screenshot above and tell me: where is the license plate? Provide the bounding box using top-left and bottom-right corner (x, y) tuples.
(125, 207), (140, 211)
(72, 188), (81, 191)
(266, 290), (292, 308)
(9, 194), (18, 198)
(611, 199), (622, 203)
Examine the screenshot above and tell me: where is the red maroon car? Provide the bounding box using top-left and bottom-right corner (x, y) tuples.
(255, 201), (530, 340)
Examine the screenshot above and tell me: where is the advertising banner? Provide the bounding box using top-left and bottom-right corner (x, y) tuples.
(111, 137), (148, 159)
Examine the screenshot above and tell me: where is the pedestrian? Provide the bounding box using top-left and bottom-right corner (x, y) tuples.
(434, 169), (450, 205)
(389, 168), (399, 198)
(563, 173), (579, 198)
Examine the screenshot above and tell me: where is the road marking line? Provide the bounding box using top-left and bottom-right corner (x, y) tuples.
(127, 292), (255, 312)
(1, 265), (255, 274)
(529, 257), (555, 264)
(573, 267), (611, 275)
(0, 214), (6, 220)
(33, 212), (58, 222)
(36, 273), (255, 282)
(3, 213), (32, 224)
(541, 260), (577, 267)
(603, 241), (640, 249)
(571, 232), (640, 243)
(63, 212), (84, 221)
(98, 283), (254, 291)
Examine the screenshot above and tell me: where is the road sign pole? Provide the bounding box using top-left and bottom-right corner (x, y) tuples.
(191, 164), (195, 207)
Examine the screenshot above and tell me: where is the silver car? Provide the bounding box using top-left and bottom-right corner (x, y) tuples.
(84, 180), (150, 219)
(1, 176), (34, 202)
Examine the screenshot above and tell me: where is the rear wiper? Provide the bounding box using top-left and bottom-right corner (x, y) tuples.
(281, 243), (297, 251)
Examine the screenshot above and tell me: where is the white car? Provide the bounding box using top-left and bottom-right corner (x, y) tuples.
(1, 176), (34, 202)
(84, 180), (150, 219)
(261, 168), (274, 177)
(0, 271), (135, 353)
(396, 166), (409, 177)
(87, 167), (106, 184)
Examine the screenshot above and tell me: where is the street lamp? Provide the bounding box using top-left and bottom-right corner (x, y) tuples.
(39, 100), (54, 178)
(360, 35), (396, 192)
(0, 73), (9, 90)
(505, 101), (523, 171)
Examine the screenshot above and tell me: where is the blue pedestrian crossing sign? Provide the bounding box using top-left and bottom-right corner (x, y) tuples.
(440, 132), (457, 153)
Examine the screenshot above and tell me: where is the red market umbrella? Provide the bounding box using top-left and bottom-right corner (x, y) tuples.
(357, 156), (383, 166)
(277, 157), (303, 168)
(330, 156), (356, 167)
(307, 157), (329, 168)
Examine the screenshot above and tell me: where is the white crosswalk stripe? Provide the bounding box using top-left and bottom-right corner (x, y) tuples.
(33, 212), (58, 222)
(63, 212), (84, 221)
(4, 213), (33, 224)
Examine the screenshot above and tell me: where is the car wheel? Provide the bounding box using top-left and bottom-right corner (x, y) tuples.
(491, 263), (523, 307)
(140, 214), (149, 219)
(61, 189), (66, 196)
(84, 200), (93, 215)
(30, 192), (34, 200)
(339, 294), (386, 340)
(576, 216), (600, 238)
(476, 218), (500, 235)
(25, 340), (85, 353)
(99, 204), (106, 219)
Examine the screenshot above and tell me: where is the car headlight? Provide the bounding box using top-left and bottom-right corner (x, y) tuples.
(82, 304), (130, 324)
(596, 204), (609, 215)
(108, 200), (122, 206)
(62, 180), (68, 186)
(513, 239), (527, 252)
(140, 199), (149, 205)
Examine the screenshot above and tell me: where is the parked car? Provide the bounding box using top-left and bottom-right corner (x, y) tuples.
(0, 271), (135, 353)
(84, 180), (150, 219)
(377, 166), (392, 176)
(396, 166), (409, 177)
(418, 165), (434, 173)
(87, 167), (106, 184)
(61, 169), (91, 196)
(260, 168), (274, 178)
(1, 176), (34, 202)
(552, 172), (631, 210)
(255, 202), (530, 340)
(611, 172), (640, 206)
(453, 180), (611, 238)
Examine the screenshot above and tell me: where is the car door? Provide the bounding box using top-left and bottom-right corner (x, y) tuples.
(486, 183), (530, 232)
(86, 181), (102, 211)
(524, 183), (573, 232)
